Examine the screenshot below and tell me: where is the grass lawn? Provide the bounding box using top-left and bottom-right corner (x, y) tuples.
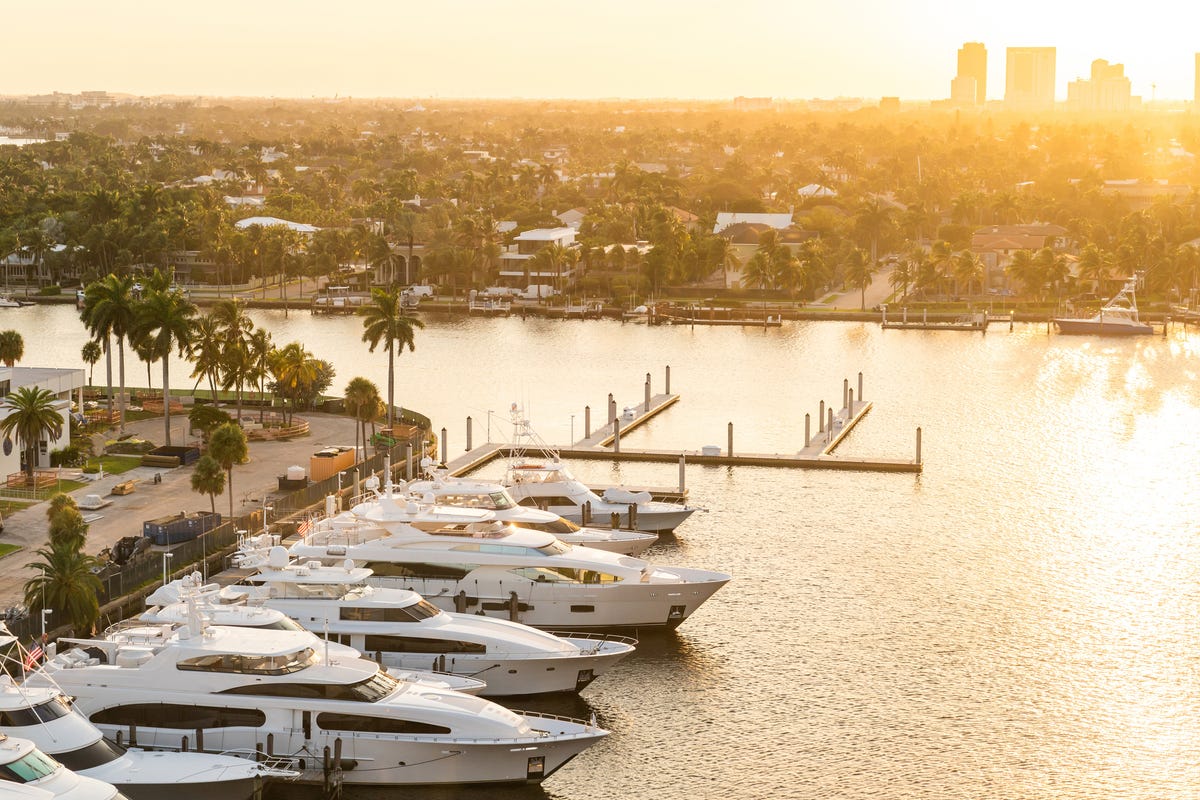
(0, 500), (31, 516)
(0, 543), (21, 559)
(87, 455), (142, 476)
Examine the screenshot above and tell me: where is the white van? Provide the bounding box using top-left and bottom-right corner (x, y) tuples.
(408, 285), (435, 298)
(521, 284), (558, 300)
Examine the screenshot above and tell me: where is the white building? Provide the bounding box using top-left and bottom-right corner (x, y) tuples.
(0, 367), (85, 479)
(498, 227), (578, 288)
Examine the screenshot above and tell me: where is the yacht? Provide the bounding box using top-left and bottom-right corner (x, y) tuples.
(290, 489), (730, 630)
(1053, 279), (1154, 335)
(0, 733), (128, 800)
(25, 612), (606, 787)
(0, 678), (271, 800)
(149, 554), (636, 697)
(403, 470), (657, 555)
(502, 413), (697, 533)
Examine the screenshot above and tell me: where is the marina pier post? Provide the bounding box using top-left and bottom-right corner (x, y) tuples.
(466, 416), (472, 451)
(585, 406), (591, 438)
(728, 422), (734, 458)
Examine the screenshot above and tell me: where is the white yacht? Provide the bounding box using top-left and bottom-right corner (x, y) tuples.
(1053, 278), (1154, 335)
(290, 490), (730, 630)
(0, 733), (127, 800)
(403, 470), (657, 555)
(150, 547), (635, 696)
(500, 413), (697, 533)
(0, 678), (271, 800)
(25, 613), (606, 787)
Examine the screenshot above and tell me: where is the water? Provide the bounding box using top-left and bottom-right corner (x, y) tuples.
(15, 305), (1200, 798)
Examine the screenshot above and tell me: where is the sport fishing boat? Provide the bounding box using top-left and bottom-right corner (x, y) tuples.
(0, 733), (127, 800)
(404, 470), (657, 555)
(25, 610), (607, 787)
(290, 486), (730, 630)
(502, 411), (697, 533)
(1053, 279), (1154, 335)
(148, 551), (636, 697)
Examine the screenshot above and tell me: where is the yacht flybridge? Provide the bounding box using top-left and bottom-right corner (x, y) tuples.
(1053, 278), (1154, 335)
(404, 471), (658, 555)
(25, 610), (607, 786)
(290, 486), (730, 630)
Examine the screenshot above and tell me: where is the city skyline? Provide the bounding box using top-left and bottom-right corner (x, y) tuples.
(2, 0), (1197, 102)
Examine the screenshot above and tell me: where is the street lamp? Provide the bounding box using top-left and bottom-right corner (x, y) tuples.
(263, 503), (274, 536)
(570, 414), (575, 446)
(40, 608), (52, 640)
(161, 551), (174, 586)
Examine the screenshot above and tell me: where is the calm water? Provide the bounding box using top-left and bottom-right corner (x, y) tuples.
(17, 305), (1200, 798)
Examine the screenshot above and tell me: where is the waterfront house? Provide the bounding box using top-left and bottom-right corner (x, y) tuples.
(498, 227), (578, 291)
(0, 367), (85, 482)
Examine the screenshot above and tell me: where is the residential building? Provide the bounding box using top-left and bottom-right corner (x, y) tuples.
(0, 367), (85, 479)
(955, 42), (987, 105)
(1006, 47), (1056, 109)
(713, 212), (793, 235)
(971, 224), (1069, 290)
(1067, 59), (1134, 112)
(555, 208), (587, 230)
(498, 227), (578, 289)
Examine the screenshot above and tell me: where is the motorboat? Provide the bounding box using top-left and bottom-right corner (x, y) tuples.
(403, 470), (657, 555)
(0, 678), (272, 800)
(1053, 279), (1154, 335)
(502, 412), (697, 533)
(26, 610), (606, 787)
(0, 296), (22, 309)
(290, 487), (730, 630)
(0, 733), (127, 800)
(149, 551), (636, 697)
(138, 584), (488, 696)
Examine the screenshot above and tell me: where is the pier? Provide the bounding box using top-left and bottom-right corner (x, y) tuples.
(442, 368), (922, 478)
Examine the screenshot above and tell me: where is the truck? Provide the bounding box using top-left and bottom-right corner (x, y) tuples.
(520, 284), (558, 300)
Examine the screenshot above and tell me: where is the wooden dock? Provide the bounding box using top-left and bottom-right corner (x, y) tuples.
(441, 370), (922, 477)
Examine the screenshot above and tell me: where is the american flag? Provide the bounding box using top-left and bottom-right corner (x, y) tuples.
(23, 643), (43, 670)
(297, 518), (312, 535)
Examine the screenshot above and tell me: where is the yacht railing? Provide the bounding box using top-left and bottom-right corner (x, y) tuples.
(542, 631), (638, 648)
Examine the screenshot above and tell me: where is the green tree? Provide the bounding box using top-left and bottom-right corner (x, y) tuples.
(344, 376), (382, 458)
(81, 274), (136, 431)
(208, 422), (248, 518)
(269, 342), (326, 424)
(359, 288), (424, 429)
(81, 340), (102, 387)
(131, 286), (197, 446)
(0, 387), (64, 481)
(0, 330), (23, 367)
(24, 541), (102, 635)
(843, 248), (878, 311)
(48, 506), (88, 552)
(190, 454), (226, 514)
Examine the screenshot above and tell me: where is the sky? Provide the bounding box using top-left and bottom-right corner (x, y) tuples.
(3, 0), (1197, 102)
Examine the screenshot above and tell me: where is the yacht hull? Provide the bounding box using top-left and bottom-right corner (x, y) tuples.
(1053, 318), (1153, 335)
(558, 529), (657, 555)
(558, 505), (694, 533)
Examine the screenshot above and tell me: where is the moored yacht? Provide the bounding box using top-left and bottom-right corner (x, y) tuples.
(290, 490), (730, 630)
(25, 612), (606, 786)
(403, 470), (657, 555)
(148, 551), (636, 697)
(1053, 278), (1154, 335)
(0, 733), (127, 800)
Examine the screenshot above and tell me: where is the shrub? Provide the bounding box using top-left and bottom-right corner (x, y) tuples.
(49, 443), (85, 467)
(37, 285), (61, 296)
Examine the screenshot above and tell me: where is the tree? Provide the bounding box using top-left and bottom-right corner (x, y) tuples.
(24, 541), (103, 635)
(0, 386), (64, 481)
(132, 286), (197, 446)
(81, 340), (102, 387)
(188, 403), (232, 441)
(190, 454), (226, 514)
(359, 288), (424, 429)
(48, 506), (88, 553)
(0, 330), (23, 367)
(953, 250), (985, 297)
(843, 248), (878, 311)
(344, 376), (382, 459)
(81, 274), (136, 431)
(269, 342), (323, 424)
(208, 422), (248, 518)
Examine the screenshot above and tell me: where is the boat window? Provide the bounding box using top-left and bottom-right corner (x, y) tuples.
(512, 566), (621, 584)
(363, 634), (486, 654)
(517, 496), (576, 508)
(451, 543), (541, 556)
(511, 567), (579, 583)
(0, 749), (59, 783)
(52, 738), (126, 771)
(219, 670), (401, 703)
(0, 695), (72, 727)
(517, 518), (580, 534)
(340, 600), (441, 623)
(177, 647), (317, 675)
(91, 703), (265, 729)
(364, 561), (476, 580)
(316, 713), (450, 735)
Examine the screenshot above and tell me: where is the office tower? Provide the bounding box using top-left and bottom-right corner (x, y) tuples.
(1005, 47), (1056, 109)
(955, 42), (987, 104)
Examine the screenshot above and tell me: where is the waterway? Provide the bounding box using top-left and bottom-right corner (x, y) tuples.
(12, 304), (1200, 799)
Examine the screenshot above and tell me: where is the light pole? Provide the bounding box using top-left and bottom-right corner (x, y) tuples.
(40, 608), (51, 640)
(263, 503), (273, 536)
(487, 410), (495, 443)
(570, 415), (575, 445)
(161, 551), (174, 586)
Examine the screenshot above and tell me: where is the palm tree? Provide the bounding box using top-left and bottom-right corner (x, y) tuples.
(344, 376), (382, 459)
(844, 248), (878, 311)
(359, 288), (425, 430)
(24, 541), (102, 634)
(132, 286), (197, 446)
(953, 250), (985, 297)
(81, 340), (102, 387)
(190, 454), (226, 514)
(0, 330), (23, 367)
(246, 328), (274, 424)
(1076, 244), (1113, 294)
(855, 198), (894, 265)
(269, 342), (321, 425)
(187, 315), (225, 400)
(208, 422), (248, 518)
(1005, 249), (1042, 298)
(740, 251), (776, 291)
(0, 386), (63, 482)
(81, 274), (136, 431)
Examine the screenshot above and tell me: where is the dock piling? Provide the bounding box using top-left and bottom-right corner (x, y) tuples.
(440, 427), (447, 465)
(827, 408), (834, 442)
(858, 372), (863, 402)
(915, 427), (922, 464)
(843, 379), (848, 408)
(465, 416), (472, 451)
(848, 388), (854, 414)
(644, 373), (651, 412)
(727, 421), (734, 458)
(678, 455), (686, 493)
(819, 400), (826, 432)
(613, 418), (621, 453)
(608, 394), (615, 424)
(805, 413), (811, 446)
(584, 406), (591, 439)
(665, 365), (671, 394)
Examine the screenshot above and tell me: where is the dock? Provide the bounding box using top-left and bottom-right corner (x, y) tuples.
(439, 368), (922, 478)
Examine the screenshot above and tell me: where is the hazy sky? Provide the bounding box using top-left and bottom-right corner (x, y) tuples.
(4, 0), (1196, 101)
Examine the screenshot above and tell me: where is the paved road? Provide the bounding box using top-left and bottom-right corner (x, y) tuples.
(820, 264), (896, 311)
(0, 411), (362, 608)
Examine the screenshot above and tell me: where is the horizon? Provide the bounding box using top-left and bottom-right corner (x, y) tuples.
(4, 0), (1198, 103)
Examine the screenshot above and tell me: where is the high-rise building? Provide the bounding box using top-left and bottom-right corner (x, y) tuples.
(1005, 47), (1056, 109)
(1067, 59), (1133, 112)
(955, 42), (987, 105)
